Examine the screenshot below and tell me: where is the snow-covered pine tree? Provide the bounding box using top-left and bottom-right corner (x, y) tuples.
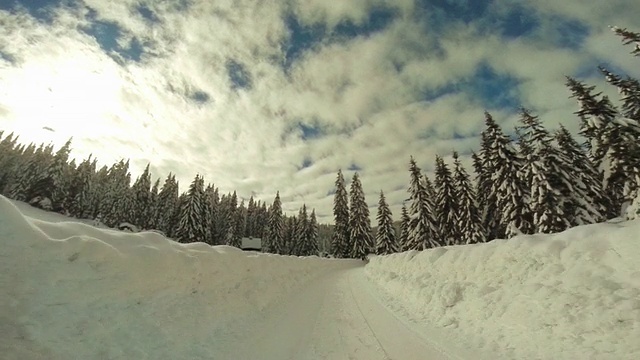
(9, 143), (47, 202)
(30, 138), (72, 212)
(293, 204), (310, 256)
(331, 169), (350, 258)
(201, 184), (217, 245)
(565, 77), (621, 216)
(88, 164), (108, 220)
(285, 215), (298, 255)
(599, 67), (640, 212)
(307, 209), (320, 256)
(155, 173), (180, 237)
(555, 125), (607, 225)
(99, 160), (132, 227)
(244, 196), (255, 237)
(471, 151), (488, 241)
(434, 155), (458, 245)
(146, 178), (160, 229)
(375, 190), (397, 255)
(348, 173), (373, 259)
(517, 109), (572, 233)
(481, 112), (530, 239)
(399, 203), (410, 251)
(257, 202), (268, 239)
(130, 163), (152, 228)
(68, 154), (95, 219)
(406, 157), (440, 250)
(612, 26), (640, 56)
(175, 174), (206, 243)
(452, 152), (485, 244)
(0, 132), (22, 194)
(265, 191), (285, 254)
(227, 199), (245, 248)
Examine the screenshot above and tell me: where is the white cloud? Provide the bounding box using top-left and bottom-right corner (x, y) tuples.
(1, 0), (639, 225)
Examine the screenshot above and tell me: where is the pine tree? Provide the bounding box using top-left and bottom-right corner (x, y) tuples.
(406, 157), (440, 250)
(32, 138), (72, 212)
(155, 174), (180, 237)
(201, 184), (217, 245)
(517, 109), (571, 233)
(612, 26), (640, 56)
(480, 112), (530, 238)
(348, 173), (373, 259)
(294, 204), (310, 256)
(130, 163), (152, 228)
(228, 199), (245, 248)
(331, 169), (350, 258)
(68, 155), (95, 219)
(307, 209), (320, 256)
(175, 174), (206, 243)
(399, 204), (410, 251)
(99, 159), (132, 227)
(566, 76), (628, 216)
(147, 178), (160, 229)
(599, 67), (640, 210)
(264, 192), (284, 254)
(375, 191), (397, 255)
(452, 152), (485, 244)
(555, 126), (607, 225)
(434, 156), (457, 245)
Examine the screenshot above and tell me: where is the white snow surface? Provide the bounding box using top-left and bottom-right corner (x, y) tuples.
(2, 194), (639, 359)
(366, 221), (640, 360)
(1, 196), (480, 360)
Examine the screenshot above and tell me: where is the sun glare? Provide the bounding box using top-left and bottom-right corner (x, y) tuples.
(1, 50), (125, 147)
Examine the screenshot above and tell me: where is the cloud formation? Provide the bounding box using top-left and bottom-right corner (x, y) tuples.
(1, 0), (640, 223)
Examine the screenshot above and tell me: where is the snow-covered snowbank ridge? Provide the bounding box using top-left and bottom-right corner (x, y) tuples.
(366, 220), (640, 360)
(0, 196), (352, 360)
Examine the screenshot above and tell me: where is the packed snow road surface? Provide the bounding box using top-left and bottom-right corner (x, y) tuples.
(222, 266), (475, 360)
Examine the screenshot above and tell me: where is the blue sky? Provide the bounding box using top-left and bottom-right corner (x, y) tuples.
(1, 0), (639, 223)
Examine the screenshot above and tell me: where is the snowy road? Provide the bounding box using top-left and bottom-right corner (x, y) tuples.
(219, 264), (462, 360)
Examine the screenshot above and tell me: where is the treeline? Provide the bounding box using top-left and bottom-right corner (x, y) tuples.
(333, 26), (640, 258)
(0, 134), (322, 255)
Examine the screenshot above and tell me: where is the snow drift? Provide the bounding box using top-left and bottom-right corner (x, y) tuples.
(0, 195), (353, 360)
(366, 220), (640, 360)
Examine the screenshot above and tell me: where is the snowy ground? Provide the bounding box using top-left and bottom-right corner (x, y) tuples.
(1, 195), (638, 359)
(366, 221), (640, 360)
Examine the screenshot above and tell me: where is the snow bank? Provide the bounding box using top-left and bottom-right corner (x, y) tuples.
(366, 221), (640, 360)
(0, 196), (352, 359)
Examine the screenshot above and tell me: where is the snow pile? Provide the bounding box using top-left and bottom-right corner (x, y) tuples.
(366, 221), (640, 360)
(0, 196), (351, 360)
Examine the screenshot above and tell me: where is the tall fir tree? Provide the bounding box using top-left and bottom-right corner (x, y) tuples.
(307, 209), (320, 256)
(331, 169), (350, 258)
(264, 192), (285, 254)
(517, 109), (571, 233)
(202, 184), (218, 245)
(406, 157), (440, 250)
(434, 156), (458, 245)
(375, 191), (397, 255)
(348, 173), (373, 259)
(130, 163), (152, 228)
(399, 203), (411, 251)
(175, 174), (206, 243)
(294, 204), (310, 256)
(452, 152), (485, 244)
(555, 126), (607, 224)
(480, 112), (530, 238)
(612, 26), (640, 56)
(565, 76), (621, 216)
(155, 174), (180, 237)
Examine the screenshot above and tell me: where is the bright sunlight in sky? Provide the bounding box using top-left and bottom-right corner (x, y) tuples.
(1, 0), (640, 222)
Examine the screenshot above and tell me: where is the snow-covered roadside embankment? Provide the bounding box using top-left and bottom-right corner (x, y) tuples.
(0, 195), (351, 359)
(365, 221), (640, 360)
